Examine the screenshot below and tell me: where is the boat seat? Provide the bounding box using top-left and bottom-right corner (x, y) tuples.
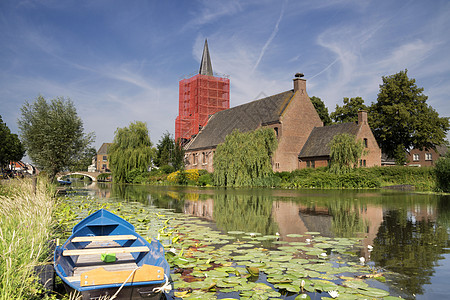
(63, 246), (149, 256)
(71, 235), (137, 243)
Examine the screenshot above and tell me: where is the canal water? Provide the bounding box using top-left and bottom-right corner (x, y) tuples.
(70, 180), (450, 299)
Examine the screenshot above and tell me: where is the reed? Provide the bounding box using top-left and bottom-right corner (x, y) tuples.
(0, 178), (55, 299)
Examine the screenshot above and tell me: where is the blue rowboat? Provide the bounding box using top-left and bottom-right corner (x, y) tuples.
(54, 209), (171, 299)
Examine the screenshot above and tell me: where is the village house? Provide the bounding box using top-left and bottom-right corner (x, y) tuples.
(298, 110), (381, 168)
(184, 74), (323, 172)
(406, 145), (448, 167)
(184, 74), (382, 172)
(96, 143), (112, 173)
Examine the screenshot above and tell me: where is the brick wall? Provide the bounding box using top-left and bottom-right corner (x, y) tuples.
(272, 78), (323, 172)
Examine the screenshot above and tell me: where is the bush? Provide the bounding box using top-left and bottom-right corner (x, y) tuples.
(198, 173), (213, 186)
(125, 169), (148, 184)
(97, 172), (111, 181)
(435, 152), (450, 192)
(160, 165), (175, 174)
(167, 169), (200, 185)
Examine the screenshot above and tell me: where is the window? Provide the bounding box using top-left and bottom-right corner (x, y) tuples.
(363, 160), (366, 167)
(306, 161), (315, 168)
(413, 154), (420, 161)
(425, 153), (432, 161)
(363, 138), (368, 148)
(193, 153), (198, 165)
(103, 155), (107, 161)
(102, 164), (106, 169)
(274, 127), (278, 137)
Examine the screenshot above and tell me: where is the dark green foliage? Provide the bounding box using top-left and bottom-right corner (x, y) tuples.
(160, 165), (175, 174)
(17, 96), (94, 181)
(369, 70), (449, 161)
(198, 170), (213, 186)
(285, 168), (381, 189)
(310, 96), (332, 126)
(97, 173), (111, 181)
(329, 133), (364, 174)
(155, 132), (185, 171)
(108, 121), (155, 183)
(69, 146), (97, 171)
(172, 139), (185, 170)
(435, 150), (450, 192)
(213, 128), (278, 187)
(331, 97), (368, 123)
(155, 132), (172, 167)
(0, 115), (25, 168)
(276, 166), (435, 190)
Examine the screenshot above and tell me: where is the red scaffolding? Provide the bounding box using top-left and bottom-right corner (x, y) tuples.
(175, 74), (230, 141)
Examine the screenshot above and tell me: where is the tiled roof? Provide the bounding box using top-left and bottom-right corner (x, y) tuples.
(97, 143), (112, 155)
(299, 123), (359, 158)
(186, 90), (295, 150)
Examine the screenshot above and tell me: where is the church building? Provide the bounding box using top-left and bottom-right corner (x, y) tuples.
(175, 40), (230, 143)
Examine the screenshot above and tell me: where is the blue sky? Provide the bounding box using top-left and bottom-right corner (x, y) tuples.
(1, 0), (449, 155)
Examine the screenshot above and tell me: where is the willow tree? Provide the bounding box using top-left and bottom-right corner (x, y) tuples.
(108, 121), (155, 183)
(328, 133), (364, 174)
(213, 128), (278, 187)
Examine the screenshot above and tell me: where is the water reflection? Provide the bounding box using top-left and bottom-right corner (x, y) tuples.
(83, 184), (449, 299)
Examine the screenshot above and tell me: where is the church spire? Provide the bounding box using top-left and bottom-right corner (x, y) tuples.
(199, 39), (213, 76)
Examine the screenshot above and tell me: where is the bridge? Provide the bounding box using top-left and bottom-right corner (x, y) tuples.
(57, 171), (103, 182)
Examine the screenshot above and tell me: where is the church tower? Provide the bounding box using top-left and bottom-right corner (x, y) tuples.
(175, 40), (230, 142)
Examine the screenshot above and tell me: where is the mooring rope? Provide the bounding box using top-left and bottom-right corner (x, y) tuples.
(109, 267), (139, 300)
(152, 274), (172, 293)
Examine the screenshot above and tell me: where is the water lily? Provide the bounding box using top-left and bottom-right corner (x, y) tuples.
(320, 252), (327, 257)
(367, 245), (373, 251)
(328, 290), (339, 298)
(306, 238), (311, 243)
(359, 257), (365, 264)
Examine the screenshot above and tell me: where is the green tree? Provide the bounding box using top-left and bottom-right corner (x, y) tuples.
(369, 70), (449, 162)
(69, 146), (97, 171)
(0, 115), (25, 169)
(310, 96), (332, 126)
(155, 132), (173, 168)
(17, 96), (94, 181)
(213, 128), (278, 187)
(435, 149), (450, 192)
(330, 97), (368, 123)
(328, 133), (364, 174)
(108, 121), (155, 183)
(172, 138), (185, 171)
(154, 132), (185, 171)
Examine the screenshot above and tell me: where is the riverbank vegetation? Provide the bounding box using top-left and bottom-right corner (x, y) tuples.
(0, 178), (55, 299)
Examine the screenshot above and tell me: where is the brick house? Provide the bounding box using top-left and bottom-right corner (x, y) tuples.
(406, 145), (448, 167)
(298, 111), (381, 168)
(96, 143), (112, 172)
(184, 74), (323, 172)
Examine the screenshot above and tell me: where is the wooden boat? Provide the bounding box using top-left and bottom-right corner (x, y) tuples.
(54, 209), (171, 299)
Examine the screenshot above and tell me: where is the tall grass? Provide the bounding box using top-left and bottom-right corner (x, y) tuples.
(0, 178), (55, 299)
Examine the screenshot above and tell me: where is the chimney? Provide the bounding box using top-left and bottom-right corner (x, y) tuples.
(293, 72), (306, 93)
(358, 110), (368, 125)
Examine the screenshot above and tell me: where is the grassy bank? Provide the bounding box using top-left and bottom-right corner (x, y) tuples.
(143, 166), (436, 191)
(275, 166), (436, 190)
(0, 178), (55, 300)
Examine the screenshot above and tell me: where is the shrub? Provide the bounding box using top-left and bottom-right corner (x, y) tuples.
(97, 172), (111, 181)
(198, 173), (213, 186)
(167, 169), (200, 185)
(435, 152), (450, 192)
(160, 165), (175, 174)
